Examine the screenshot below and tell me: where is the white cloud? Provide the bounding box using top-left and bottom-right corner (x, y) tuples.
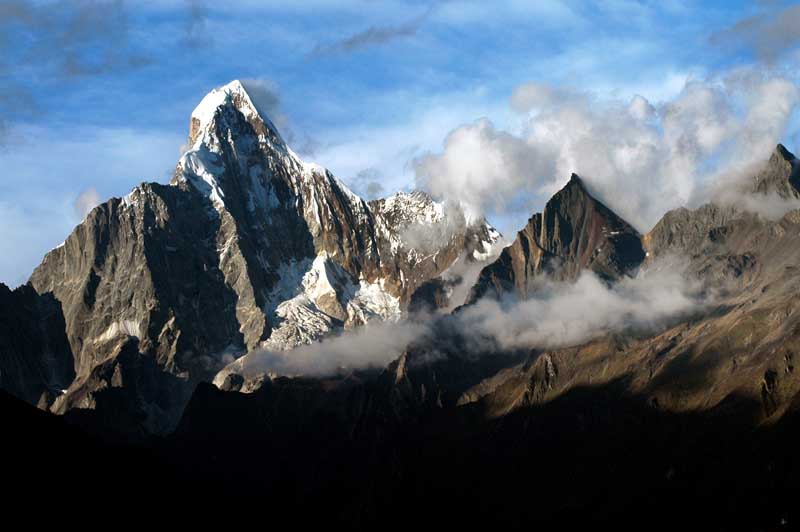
(304, 89), (511, 201)
(413, 118), (553, 222)
(458, 262), (701, 352)
(413, 68), (800, 233)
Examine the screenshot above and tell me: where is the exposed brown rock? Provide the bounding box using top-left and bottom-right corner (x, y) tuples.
(469, 174), (645, 302)
(751, 144), (800, 199)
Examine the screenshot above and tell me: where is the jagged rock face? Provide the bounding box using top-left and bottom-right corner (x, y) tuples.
(645, 145), (800, 291)
(384, 146), (800, 424)
(25, 80), (498, 426)
(370, 191), (501, 303)
(644, 203), (740, 259)
(0, 283), (73, 406)
(469, 174), (645, 302)
(176, 165), (800, 493)
(751, 144), (800, 199)
(52, 337), (190, 435)
(30, 184), (243, 380)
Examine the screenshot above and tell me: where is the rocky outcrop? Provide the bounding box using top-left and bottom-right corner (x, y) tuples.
(468, 174), (645, 302)
(751, 144), (800, 199)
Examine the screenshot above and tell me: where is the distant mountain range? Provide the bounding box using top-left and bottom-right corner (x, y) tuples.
(3, 80), (800, 529)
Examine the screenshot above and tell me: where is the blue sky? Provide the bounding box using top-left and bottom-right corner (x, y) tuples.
(1, 0), (799, 285)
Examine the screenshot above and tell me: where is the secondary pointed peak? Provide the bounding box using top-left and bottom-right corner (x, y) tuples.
(559, 173), (591, 197)
(775, 143), (796, 162)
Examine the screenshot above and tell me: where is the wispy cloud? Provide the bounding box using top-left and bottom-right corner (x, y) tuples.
(73, 187), (102, 219)
(183, 0), (211, 48)
(220, 318), (427, 379)
(309, 6), (433, 57)
(0, 0), (214, 143)
(13, 0), (151, 77)
(0, 0), (151, 143)
(710, 2), (800, 62)
(239, 78), (321, 155)
(223, 257), (702, 379)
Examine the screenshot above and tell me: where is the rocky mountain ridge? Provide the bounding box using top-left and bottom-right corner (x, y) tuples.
(155, 146), (800, 528)
(210, 144), (800, 417)
(389, 143), (800, 422)
(2, 77), (800, 445)
(4, 101), (800, 529)
(13, 80), (499, 429)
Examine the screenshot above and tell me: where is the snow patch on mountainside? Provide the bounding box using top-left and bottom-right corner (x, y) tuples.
(260, 252), (402, 350)
(179, 146), (227, 208)
(346, 278), (402, 324)
(94, 319), (141, 344)
(301, 253), (355, 303)
(472, 226), (502, 260)
(262, 298), (338, 351)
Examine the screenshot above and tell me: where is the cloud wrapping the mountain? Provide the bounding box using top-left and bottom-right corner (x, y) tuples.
(398, 200), (470, 254)
(414, 119), (555, 222)
(414, 69), (800, 232)
(232, 258), (701, 379)
(458, 264), (701, 353)
(240, 78), (285, 128)
(230, 319), (428, 378)
(724, 190), (800, 221)
(238, 78), (323, 156)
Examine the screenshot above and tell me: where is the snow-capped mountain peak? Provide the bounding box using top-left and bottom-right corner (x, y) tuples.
(25, 79), (503, 426)
(188, 79), (286, 149)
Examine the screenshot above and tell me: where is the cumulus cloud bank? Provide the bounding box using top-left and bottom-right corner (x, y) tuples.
(414, 69), (800, 232)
